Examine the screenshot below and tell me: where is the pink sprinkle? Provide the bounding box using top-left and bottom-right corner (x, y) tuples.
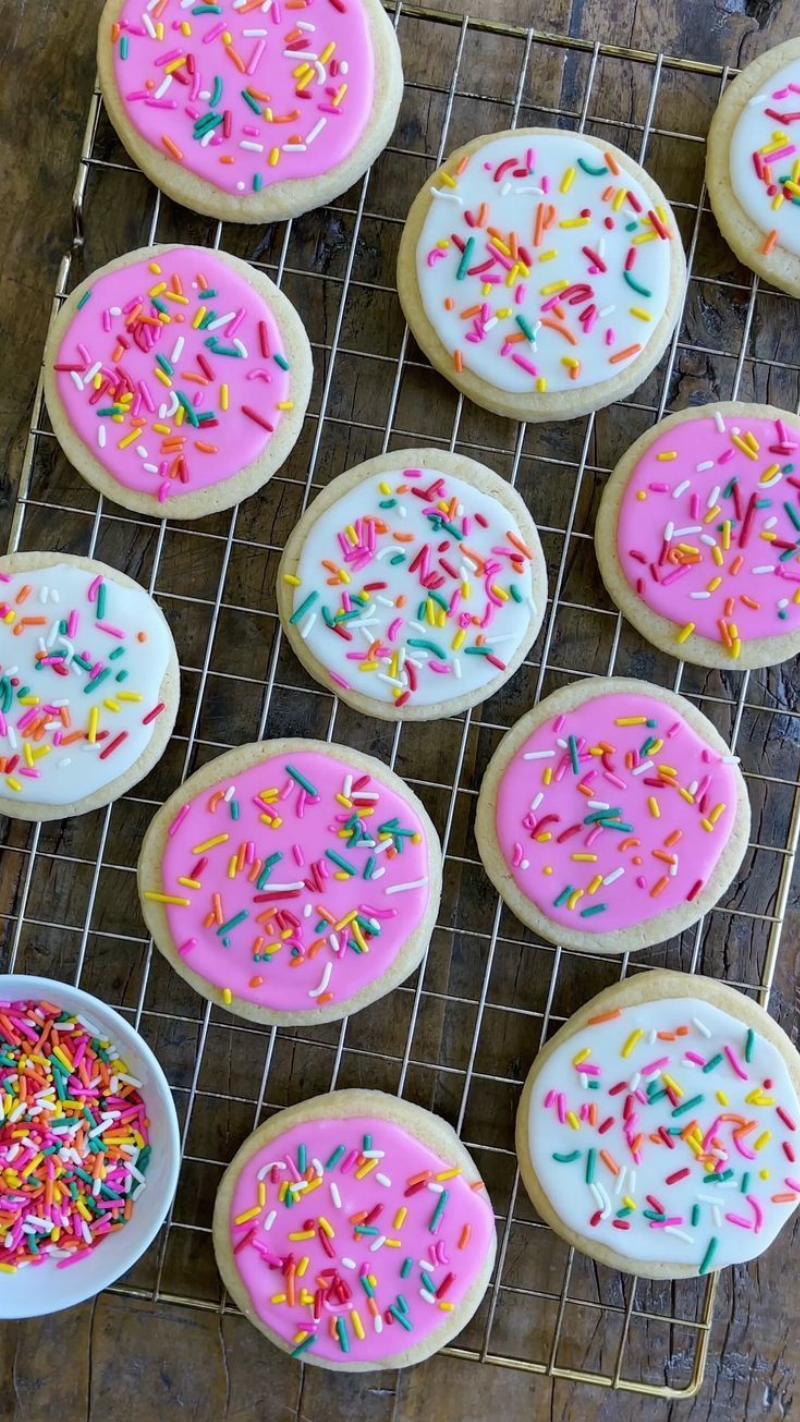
(87, 576), (102, 603)
(724, 1045), (748, 1080)
(179, 938), (197, 956)
(169, 803), (190, 836)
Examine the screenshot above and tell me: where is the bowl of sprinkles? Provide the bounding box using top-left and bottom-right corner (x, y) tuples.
(0, 976), (180, 1318)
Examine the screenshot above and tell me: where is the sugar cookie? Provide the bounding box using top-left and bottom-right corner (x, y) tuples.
(516, 970), (800, 1278)
(397, 128), (686, 421)
(138, 739), (442, 1025)
(475, 677), (749, 955)
(0, 552), (179, 821)
(97, 0), (403, 223)
(43, 244), (311, 519)
(213, 1089), (496, 1368)
(277, 448), (547, 720)
(595, 401), (800, 669)
(707, 38), (800, 295)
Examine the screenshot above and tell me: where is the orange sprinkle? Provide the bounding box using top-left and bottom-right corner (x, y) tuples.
(599, 1149), (620, 1176)
(454, 350), (464, 373)
(587, 1008), (622, 1025)
(541, 317), (578, 346)
(162, 135), (184, 161)
(609, 343), (642, 364)
(604, 150), (621, 176)
(762, 229), (778, 255)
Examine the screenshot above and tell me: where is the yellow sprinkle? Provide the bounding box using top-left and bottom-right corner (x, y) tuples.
(143, 891), (191, 906)
(540, 279), (569, 296)
(351, 1309), (366, 1341)
(234, 1206), (262, 1225)
(573, 1048), (592, 1066)
(621, 1029), (643, 1059)
(754, 1131), (772, 1152)
(648, 796), (660, 819)
(676, 621), (695, 644)
(222, 989), (233, 1006)
(587, 874), (603, 895)
(191, 834), (230, 854)
(629, 307), (652, 322)
(566, 1111), (581, 1131)
(566, 889), (584, 911)
(393, 1207), (407, 1229)
(731, 433), (758, 460)
(571, 853), (598, 862)
(283, 573), (301, 586)
(560, 166), (576, 193)
(269, 147), (280, 167)
(536, 377), (548, 393)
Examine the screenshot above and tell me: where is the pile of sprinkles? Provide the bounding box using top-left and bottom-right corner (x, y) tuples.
(413, 130), (675, 396)
(0, 998), (151, 1273)
(493, 691), (740, 936)
(107, 0), (374, 197)
(285, 467), (539, 708)
(527, 994), (800, 1272)
(226, 1110), (495, 1361)
(729, 56), (800, 258)
(53, 248), (292, 504)
(0, 562), (172, 806)
(145, 748), (433, 1015)
(615, 409), (800, 655)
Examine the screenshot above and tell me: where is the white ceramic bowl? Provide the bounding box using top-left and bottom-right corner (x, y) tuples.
(0, 974), (181, 1318)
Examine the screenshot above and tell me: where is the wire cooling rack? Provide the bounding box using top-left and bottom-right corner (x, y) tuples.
(4, 2), (800, 1401)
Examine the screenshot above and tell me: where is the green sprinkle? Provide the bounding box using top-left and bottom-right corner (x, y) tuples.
(691, 1203), (701, 1227)
(702, 1053), (724, 1074)
(77, 290), (92, 310)
(580, 903), (608, 917)
(290, 591), (318, 624)
(274, 353), (290, 371)
(241, 88), (262, 114)
(326, 850), (356, 875)
(515, 314), (537, 341)
(744, 1028), (755, 1063)
(577, 157), (609, 176)
(325, 1145), (345, 1170)
(407, 637), (447, 659)
(553, 1149), (581, 1163)
(457, 236), (475, 280)
(623, 270), (652, 297)
(554, 886), (574, 908)
(585, 1148), (596, 1184)
(568, 735), (580, 774)
(216, 910), (248, 937)
(291, 1336), (316, 1359)
(698, 1236), (719, 1275)
(285, 763), (319, 797)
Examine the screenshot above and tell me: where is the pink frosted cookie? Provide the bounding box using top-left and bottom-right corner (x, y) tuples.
(475, 677), (750, 955)
(397, 128), (686, 421)
(596, 402), (800, 669)
(43, 244), (311, 520)
(277, 447), (548, 722)
(138, 739), (442, 1024)
(707, 38), (800, 295)
(213, 1089), (496, 1369)
(0, 551), (179, 823)
(516, 970), (800, 1279)
(97, 0), (403, 223)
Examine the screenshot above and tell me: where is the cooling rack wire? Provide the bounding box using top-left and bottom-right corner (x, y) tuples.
(4, 2), (800, 1400)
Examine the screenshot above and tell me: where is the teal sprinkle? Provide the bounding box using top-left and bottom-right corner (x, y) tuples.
(193, 4), (223, 12)
(577, 157), (609, 175)
(360, 1274), (376, 1298)
(401, 1257), (414, 1278)
(286, 763), (319, 796)
(568, 734), (580, 774)
(115, 670), (129, 683)
(119, 35), (129, 60)
(96, 582), (107, 620)
(598, 818), (634, 833)
(379, 498), (397, 509)
(363, 856), (376, 880)
(291, 1336), (316, 1359)
(723, 477), (738, 499)
(210, 76), (223, 107)
(625, 220), (638, 231)
(648, 1086), (668, 1102)
(580, 904), (608, 917)
(643, 1210), (668, 1221)
(326, 849), (356, 875)
(779, 546), (798, 562)
(623, 270), (652, 297)
(388, 1305), (413, 1332)
(77, 290), (92, 310)
(672, 1093), (704, 1117)
(198, 311), (218, 329)
(325, 1145), (345, 1170)
(407, 636), (447, 659)
(430, 1190), (448, 1232)
(428, 590), (450, 613)
(253, 173), (263, 193)
(585, 1148), (596, 1184)
(741, 1171), (751, 1194)
(298, 1144), (307, 1173)
(196, 411), (218, 425)
(274, 353), (290, 371)
(204, 339), (242, 357)
(515, 314), (537, 341)
(290, 591), (318, 625)
(745, 1028), (755, 1063)
(755, 498), (773, 509)
(230, 801), (240, 821)
(509, 584), (523, 602)
(784, 501), (800, 532)
(691, 1203), (701, 1227)
(241, 88), (262, 115)
(389, 552), (406, 565)
(194, 113), (224, 138)
(703, 1168), (734, 1183)
(152, 298), (168, 316)
(156, 354), (174, 377)
(420, 1270), (437, 1294)
(702, 1053), (724, 1074)
(217, 910), (248, 937)
(698, 1237), (719, 1275)
(584, 807), (623, 824)
(354, 1226), (380, 1236)
(457, 236), (475, 280)
(84, 669), (112, 693)
(616, 1206), (633, 1218)
(553, 886), (574, 908)
(176, 391), (200, 427)
(257, 853), (283, 890)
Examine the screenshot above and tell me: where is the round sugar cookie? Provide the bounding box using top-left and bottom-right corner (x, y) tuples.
(213, 1088), (497, 1369)
(97, 0), (403, 224)
(595, 401), (800, 670)
(138, 739), (442, 1025)
(0, 552), (179, 822)
(707, 38), (800, 295)
(43, 244), (311, 520)
(516, 970), (800, 1279)
(474, 677), (750, 956)
(277, 448), (548, 721)
(396, 128), (687, 421)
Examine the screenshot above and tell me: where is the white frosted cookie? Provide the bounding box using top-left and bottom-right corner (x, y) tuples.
(97, 0), (403, 224)
(213, 1088), (497, 1369)
(516, 970), (800, 1279)
(707, 38), (800, 295)
(138, 738), (442, 1025)
(277, 448), (547, 721)
(595, 401), (800, 670)
(0, 552), (179, 822)
(474, 677), (750, 956)
(43, 244), (311, 520)
(397, 128), (687, 421)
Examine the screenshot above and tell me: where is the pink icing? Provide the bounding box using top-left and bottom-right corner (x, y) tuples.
(494, 691), (739, 934)
(228, 1112), (494, 1362)
(156, 748), (432, 1012)
(616, 410), (800, 651)
(110, 0), (375, 198)
(53, 246), (292, 503)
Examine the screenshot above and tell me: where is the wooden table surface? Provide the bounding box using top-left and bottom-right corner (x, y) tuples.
(3, 2), (800, 1419)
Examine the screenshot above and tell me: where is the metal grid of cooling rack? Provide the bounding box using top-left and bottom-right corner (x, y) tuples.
(4, 1), (800, 1400)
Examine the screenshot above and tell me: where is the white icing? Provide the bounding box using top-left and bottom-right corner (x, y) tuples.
(290, 467), (537, 708)
(729, 57), (800, 256)
(528, 995), (800, 1270)
(0, 563), (173, 806)
(414, 132), (674, 395)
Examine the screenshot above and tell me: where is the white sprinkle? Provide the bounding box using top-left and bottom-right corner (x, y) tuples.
(602, 867), (625, 886)
(263, 1210), (276, 1231)
(696, 461), (714, 472)
(370, 1235), (386, 1252)
(706, 485), (720, 509)
(385, 877), (428, 895)
(663, 1226), (694, 1244)
(98, 427), (107, 449)
(240, 140), (264, 153)
(753, 565), (775, 574)
(154, 74), (173, 100)
(306, 118), (327, 145)
(672, 480), (691, 498)
(330, 1182), (342, 1209)
(692, 1016), (711, 1038)
(308, 962), (333, 998)
(522, 749), (555, 760)
(714, 411), (725, 432)
(375, 1173), (392, 1188)
(341, 1256), (356, 1269)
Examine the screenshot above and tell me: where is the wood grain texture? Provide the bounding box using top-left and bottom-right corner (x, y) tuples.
(2, 2), (800, 1420)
